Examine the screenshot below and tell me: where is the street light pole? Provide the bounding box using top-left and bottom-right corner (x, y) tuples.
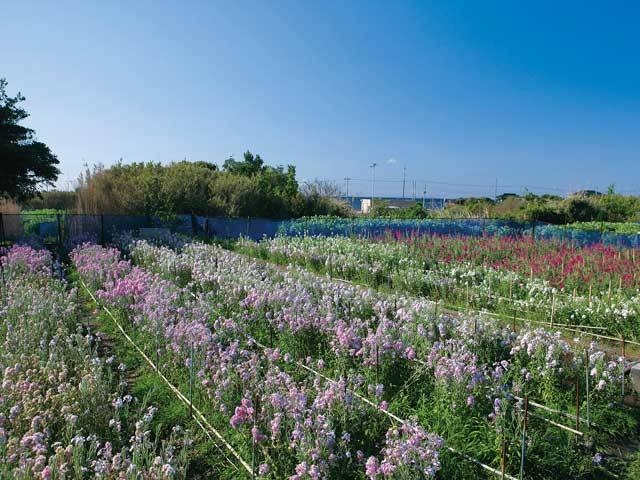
(369, 163), (378, 209)
(402, 165), (406, 199)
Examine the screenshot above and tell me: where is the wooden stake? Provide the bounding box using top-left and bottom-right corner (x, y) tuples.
(550, 294), (556, 328)
(575, 379), (580, 432)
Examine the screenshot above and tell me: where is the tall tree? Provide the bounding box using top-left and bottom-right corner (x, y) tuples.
(0, 78), (60, 200)
(222, 150), (264, 176)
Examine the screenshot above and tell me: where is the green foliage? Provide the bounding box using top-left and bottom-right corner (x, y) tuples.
(75, 155), (345, 218)
(626, 451), (640, 480)
(369, 200), (430, 219)
(564, 196), (602, 222)
(0, 78), (60, 200)
(23, 190), (77, 210)
(567, 221), (640, 234)
(222, 150), (264, 176)
(521, 201), (567, 224)
(428, 190), (640, 225)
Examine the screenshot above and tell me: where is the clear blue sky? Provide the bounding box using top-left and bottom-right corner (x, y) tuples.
(1, 1), (639, 198)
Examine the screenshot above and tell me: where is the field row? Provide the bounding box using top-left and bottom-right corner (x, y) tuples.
(236, 235), (640, 341)
(0, 245), (191, 478)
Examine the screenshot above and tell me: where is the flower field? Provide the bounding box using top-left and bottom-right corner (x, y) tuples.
(238, 234), (640, 341)
(2, 236), (640, 478)
(0, 245), (190, 478)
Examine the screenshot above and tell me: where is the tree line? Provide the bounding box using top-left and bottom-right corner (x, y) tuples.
(0, 77), (347, 218)
(71, 154), (349, 218)
(369, 189), (640, 224)
(1, 76), (638, 223)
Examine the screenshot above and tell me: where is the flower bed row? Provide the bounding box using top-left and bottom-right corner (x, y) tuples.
(0, 245), (190, 479)
(237, 235), (640, 340)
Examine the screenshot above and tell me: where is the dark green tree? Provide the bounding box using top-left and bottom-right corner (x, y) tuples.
(222, 150), (264, 176)
(0, 78), (60, 200)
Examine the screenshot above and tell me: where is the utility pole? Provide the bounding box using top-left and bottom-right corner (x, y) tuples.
(412, 180), (416, 201)
(343, 177), (350, 198)
(369, 163), (378, 208)
(422, 184), (427, 209)
(402, 165), (406, 199)
(494, 177), (498, 201)
(343, 177), (351, 209)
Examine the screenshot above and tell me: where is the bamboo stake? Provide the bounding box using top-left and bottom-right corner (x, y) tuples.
(621, 337), (626, 400)
(519, 397), (529, 480)
(500, 438), (507, 480)
(375, 343), (380, 385)
(251, 393), (258, 480)
(189, 342), (195, 418)
(585, 349), (590, 429)
(155, 322), (160, 372)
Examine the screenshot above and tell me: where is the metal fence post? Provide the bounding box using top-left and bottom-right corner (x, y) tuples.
(0, 213), (5, 246)
(56, 213), (63, 252)
(531, 221), (536, 241)
(100, 214), (105, 246)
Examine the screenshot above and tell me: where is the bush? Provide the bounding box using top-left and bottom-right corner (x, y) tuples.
(563, 196), (602, 222)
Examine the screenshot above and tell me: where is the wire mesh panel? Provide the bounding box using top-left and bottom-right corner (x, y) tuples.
(64, 214), (100, 248)
(0, 213), (61, 247)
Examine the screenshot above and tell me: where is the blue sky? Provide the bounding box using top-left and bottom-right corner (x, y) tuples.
(1, 1), (639, 198)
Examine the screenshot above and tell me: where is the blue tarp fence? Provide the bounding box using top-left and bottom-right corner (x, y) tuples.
(1, 213), (639, 249)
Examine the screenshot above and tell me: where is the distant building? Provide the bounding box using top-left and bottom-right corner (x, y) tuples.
(342, 196), (446, 212)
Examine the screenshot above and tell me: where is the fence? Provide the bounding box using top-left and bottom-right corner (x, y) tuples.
(2, 213), (639, 250)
